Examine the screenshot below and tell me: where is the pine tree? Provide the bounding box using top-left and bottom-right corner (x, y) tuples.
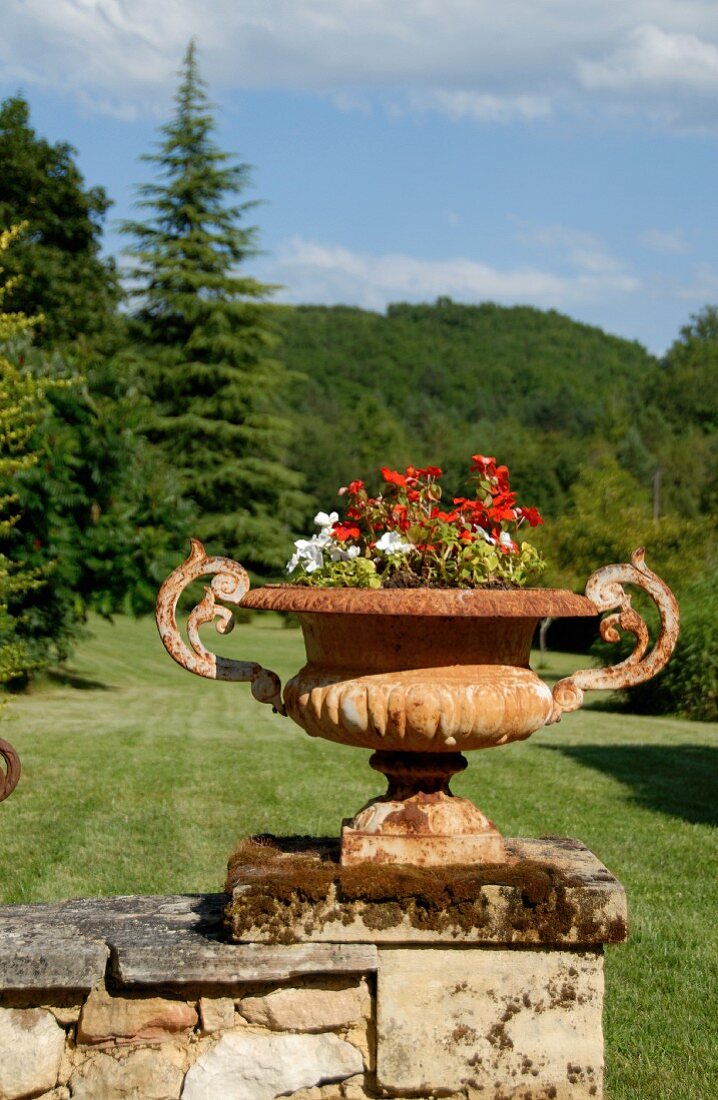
(122, 41), (306, 575)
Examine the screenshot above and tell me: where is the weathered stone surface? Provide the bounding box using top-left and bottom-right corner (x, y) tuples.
(0, 894), (377, 990)
(44, 1002), (82, 1027)
(0, 1007), (65, 1099)
(0, 930), (108, 992)
(77, 988), (197, 1045)
(117, 942), (377, 986)
(228, 837), (628, 946)
(339, 1076), (371, 1100)
(69, 1049), (184, 1100)
(281, 1087), (346, 1099)
(239, 982), (368, 1032)
(181, 1031), (363, 1100)
(376, 946), (604, 1097)
(198, 997), (235, 1034)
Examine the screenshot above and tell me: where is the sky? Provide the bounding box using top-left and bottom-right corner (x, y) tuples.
(2, 2), (718, 354)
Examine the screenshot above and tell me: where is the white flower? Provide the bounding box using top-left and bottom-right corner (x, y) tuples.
(286, 515), (362, 575)
(498, 531), (516, 550)
(314, 511), (339, 530)
(286, 535), (325, 575)
(375, 530), (412, 556)
(475, 526), (495, 544)
(328, 543), (361, 563)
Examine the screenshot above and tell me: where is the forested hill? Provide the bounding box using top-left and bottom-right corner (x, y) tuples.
(279, 299), (667, 517)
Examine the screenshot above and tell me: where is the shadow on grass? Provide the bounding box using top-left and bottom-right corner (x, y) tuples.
(46, 668), (115, 692)
(544, 743), (718, 827)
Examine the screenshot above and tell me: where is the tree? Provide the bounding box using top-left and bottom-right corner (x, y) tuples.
(122, 42), (306, 575)
(0, 98), (192, 645)
(536, 457), (714, 595)
(659, 306), (718, 434)
(0, 225), (48, 685)
(0, 96), (120, 348)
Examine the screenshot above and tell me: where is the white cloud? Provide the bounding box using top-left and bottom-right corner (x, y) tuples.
(403, 89), (551, 124)
(516, 223), (626, 275)
(578, 24), (718, 93)
(1, 2), (718, 127)
(640, 228), (689, 254)
(262, 235), (641, 312)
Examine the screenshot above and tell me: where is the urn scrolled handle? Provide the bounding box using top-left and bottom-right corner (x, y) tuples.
(155, 539), (285, 714)
(0, 738), (20, 802)
(548, 548), (679, 724)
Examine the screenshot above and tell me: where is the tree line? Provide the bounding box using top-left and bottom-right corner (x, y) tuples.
(0, 44), (716, 713)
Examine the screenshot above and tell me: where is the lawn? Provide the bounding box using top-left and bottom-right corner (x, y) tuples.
(1, 613), (716, 1099)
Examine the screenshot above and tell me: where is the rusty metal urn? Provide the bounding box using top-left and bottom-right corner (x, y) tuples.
(0, 739), (21, 804)
(157, 541), (678, 866)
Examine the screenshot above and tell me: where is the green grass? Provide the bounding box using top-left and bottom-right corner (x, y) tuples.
(1, 614), (716, 1099)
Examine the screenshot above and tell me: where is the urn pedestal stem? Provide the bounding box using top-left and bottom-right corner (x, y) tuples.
(341, 750), (507, 867)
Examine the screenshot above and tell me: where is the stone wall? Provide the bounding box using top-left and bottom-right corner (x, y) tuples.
(0, 840), (626, 1100)
(0, 977), (370, 1100)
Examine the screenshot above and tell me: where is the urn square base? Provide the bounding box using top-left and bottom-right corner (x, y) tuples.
(340, 823), (508, 867)
(226, 835), (626, 1100)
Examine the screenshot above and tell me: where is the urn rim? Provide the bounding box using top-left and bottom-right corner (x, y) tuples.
(240, 584), (597, 618)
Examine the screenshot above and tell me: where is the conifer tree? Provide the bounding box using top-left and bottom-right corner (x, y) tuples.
(122, 42), (305, 575)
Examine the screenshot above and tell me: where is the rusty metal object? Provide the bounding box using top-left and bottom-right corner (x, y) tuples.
(284, 664), (553, 752)
(341, 752), (506, 866)
(549, 548), (679, 723)
(155, 539), (285, 713)
(157, 542), (679, 867)
(242, 585), (597, 618)
(0, 738), (20, 802)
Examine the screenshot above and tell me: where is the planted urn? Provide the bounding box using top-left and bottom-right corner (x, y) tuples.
(157, 457), (678, 866)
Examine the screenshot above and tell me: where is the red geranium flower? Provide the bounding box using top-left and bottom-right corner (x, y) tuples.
(381, 467), (407, 487)
(332, 522), (361, 542)
(519, 506), (544, 527)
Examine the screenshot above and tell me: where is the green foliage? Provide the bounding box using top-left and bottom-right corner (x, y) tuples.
(656, 569), (718, 720)
(0, 96), (119, 349)
(0, 98), (193, 658)
(300, 556), (381, 588)
(6, 342), (192, 656)
(0, 225), (50, 685)
(600, 567), (718, 721)
(280, 301), (666, 520)
(536, 458), (714, 595)
(121, 42), (306, 576)
(658, 306), (718, 435)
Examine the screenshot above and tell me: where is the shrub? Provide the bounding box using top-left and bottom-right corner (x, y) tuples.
(607, 568), (718, 721)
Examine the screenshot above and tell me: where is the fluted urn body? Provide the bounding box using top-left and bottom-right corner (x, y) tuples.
(242, 586), (596, 754)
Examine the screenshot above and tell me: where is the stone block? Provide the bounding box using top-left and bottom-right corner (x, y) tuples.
(0, 1007), (64, 1100)
(0, 893), (378, 989)
(0, 931), (108, 992)
(198, 997), (235, 1034)
(181, 1031), (363, 1100)
(77, 988), (197, 1045)
(0, 1006), (65, 1100)
(376, 946), (604, 1097)
(228, 837), (627, 947)
(239, 981), (368, 1032)
(69, 1049), (184, 1099)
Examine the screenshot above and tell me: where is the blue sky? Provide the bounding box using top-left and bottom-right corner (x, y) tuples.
(2, 2), (718, 354)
